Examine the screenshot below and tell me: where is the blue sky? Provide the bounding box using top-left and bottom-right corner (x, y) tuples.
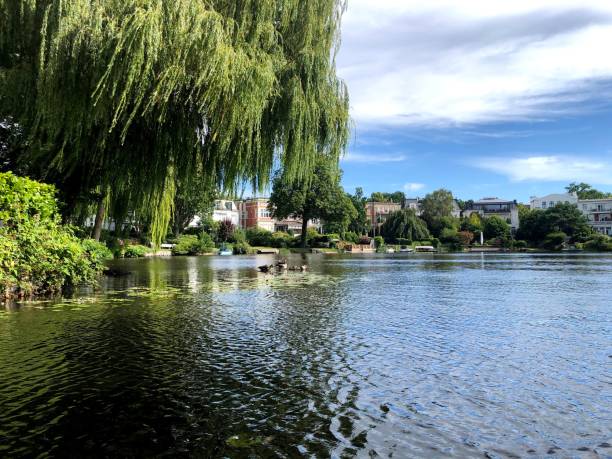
(336, 0), (612, 202)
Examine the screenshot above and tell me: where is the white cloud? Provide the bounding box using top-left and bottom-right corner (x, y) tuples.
(474, 155), (612, 184)
(338, 1), (612, 126)
(403, 182), (425, 192)
(341, 152), (406, 163)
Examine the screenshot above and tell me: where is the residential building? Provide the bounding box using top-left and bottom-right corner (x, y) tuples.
(239, 198), (275, 232)
(188, 199), (240, 228)
(530, 193), (578, 210)
(578, 198), (612, 236)
(238, 198), (321, 235)
(404, 197), (421, 214)
(212, 200), (240, 226)
(366, 201), (401, 233)
(466, 197), (520, 230)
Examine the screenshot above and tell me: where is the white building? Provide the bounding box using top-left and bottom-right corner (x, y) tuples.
(188, 199), (240, 228)
(578, 198), (612, 236)
(466, 198), (520, 230)
(530, 193), (577, 210)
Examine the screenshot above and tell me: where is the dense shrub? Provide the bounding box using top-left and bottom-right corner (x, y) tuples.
(457, 231), (474, 246)
(217, 219), (235, 242)
(245, 227), (273, 246)
(232, 241), (254, 255)
(305, 227), (320, 244)
(81, 239), (114, 264)
(513, 240), (528, 249)
(374, 236), (384, 248)
(344, 231), (359, 243)
(583, 234), (612, 251)
(171, 232), (215, 255)
(542, 231), (567, 251)
(0, 172), (104, 299)
(484, 216), (511, 240)
(270, 231), (294, 248)
(124, 244), (150, 258)
(229, 228), (246, 244)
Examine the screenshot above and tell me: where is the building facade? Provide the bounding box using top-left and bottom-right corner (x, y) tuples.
(239, 198), (275, 232)
(466, 198), (520, 230)
(188, 199), (240, 228)
(238, 198), (321, 234)
(578, 198), (612, 236)
(366, 201), (401, 233)
(529, 193), (578, 210)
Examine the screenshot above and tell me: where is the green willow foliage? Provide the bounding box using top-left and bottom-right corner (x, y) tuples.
(380, 209), (431, 243)
(0, 0), (350, 244)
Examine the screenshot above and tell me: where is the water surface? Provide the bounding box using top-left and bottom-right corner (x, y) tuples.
(1, 253), (611, 457)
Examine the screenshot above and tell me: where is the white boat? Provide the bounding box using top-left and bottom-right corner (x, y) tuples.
(399, 246), (413, 253)
(218, 245), (233, 256)
(385, 248), (395, 253)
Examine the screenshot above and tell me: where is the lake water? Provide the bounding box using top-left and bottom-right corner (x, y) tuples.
(1, 253), (611, 458)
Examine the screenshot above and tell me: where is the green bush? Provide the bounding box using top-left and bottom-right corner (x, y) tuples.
(270, 231), (294, 248)
(306, 227), (321, 245)
(583, 234), (612, 252)
(245, 227), (273, 246)
(124, 244), (150, 258)
(344, 231), (359, 243)
(513, 240), (528, 249)
(172, 235), (199, 255)
(171, 232), (215, 255)
(484, 216), (511, 240)
(229, 228), (247, 243)
(0, 172), (104, 300)
(81, 239), (114, 264)
(232, 241), (254, 254)
(542, 231), (567, 251)
(374, 236), (384, 248)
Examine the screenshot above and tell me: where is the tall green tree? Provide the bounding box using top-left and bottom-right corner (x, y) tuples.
(566, 183), (612, 199)
(269, 157), (355, 247)
(380, 209), (430, 242)
(0, 0), (350, 244)
(369, 191), (405, 203)
(517, 203), (592, 244)
(171, 174), (217, 237)
(420, 189), (456, 237)
(484, 216), (511, 240)
(348, 187), (369, 234)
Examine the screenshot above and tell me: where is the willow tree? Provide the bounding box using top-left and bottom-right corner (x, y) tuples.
(0, 0), (350, 244)
(380, 209), (430, 243)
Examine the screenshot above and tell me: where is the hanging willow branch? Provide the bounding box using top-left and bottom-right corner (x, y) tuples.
(0, 0), (350, 244)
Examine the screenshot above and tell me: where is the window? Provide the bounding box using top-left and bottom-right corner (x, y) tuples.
(259, 208), (270, 218)
(582, 204), (587, 210)
(542, 202), (547, 208)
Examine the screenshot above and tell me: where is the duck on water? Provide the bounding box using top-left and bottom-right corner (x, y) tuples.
(258, 259), (307, 273)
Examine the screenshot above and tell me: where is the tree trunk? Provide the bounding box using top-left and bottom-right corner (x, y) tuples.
(300, 217), (309, 248)
(92, 197), (105, 241)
